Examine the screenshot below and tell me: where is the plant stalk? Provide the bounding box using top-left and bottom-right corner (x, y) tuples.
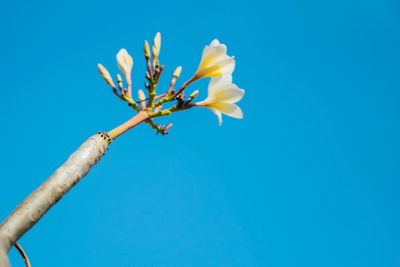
(0, 134), (110, 267)
(0, 111), (150, 266)
(108, 111), (149, 140)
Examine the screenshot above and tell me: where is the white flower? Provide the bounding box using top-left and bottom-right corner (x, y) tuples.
(194, 39), (235, 79)
(195, 75), (244, 125)
(116, 48), (133, 83)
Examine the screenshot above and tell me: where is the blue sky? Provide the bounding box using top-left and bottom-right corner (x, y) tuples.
(0, 0), (399, 266)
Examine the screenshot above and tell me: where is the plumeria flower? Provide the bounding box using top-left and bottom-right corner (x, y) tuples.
(194, 39), (235, 80)
(116, 48), (133, 83)
(195, 75), (244, 125)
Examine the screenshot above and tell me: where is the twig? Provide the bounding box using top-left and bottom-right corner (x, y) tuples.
(173, 75), (197, 97)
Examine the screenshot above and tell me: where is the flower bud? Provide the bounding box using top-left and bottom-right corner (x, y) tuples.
(138, 89), (146, 109)
(97, 64), (115, 88)
(116, 74), (122, 83)
(116, 74), (123, 91)
(152, 32), (161, 60)
(144, 40), (151, 60)
(145, 72), (151, 80)
(116, 48), (133, 83)
(173, 66), (182, 78)
(188, 90), (199, 101)
(165, 123), (173, 130)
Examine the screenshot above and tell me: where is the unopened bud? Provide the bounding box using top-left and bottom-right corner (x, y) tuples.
(116, 74), (123, 91)
(116, 49), (133, 84)
(98, 64), (115, 88)
(188, 90), (199, 101)
(117, 74), (122, 83)
(173, 66), (182, 78)
(144, 40), (151, 59)
(152, 32), (161, 60)
(165, 123), (173, 130)
(138, 89), (146, 109)
(145, 72), (151, 80)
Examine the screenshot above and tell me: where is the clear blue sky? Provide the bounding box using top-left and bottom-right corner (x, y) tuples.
(0, 0), (399, 266)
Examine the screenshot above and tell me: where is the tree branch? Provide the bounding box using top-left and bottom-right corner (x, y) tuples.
(0, 134), (110, 266)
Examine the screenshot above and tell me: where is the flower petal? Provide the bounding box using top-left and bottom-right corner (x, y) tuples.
(211, 109), (223, 126)
(197, 57), (235, 78)
(211, 102), (243, 119)
(197, 43), (228, 70)
(210, 39), (221, 47)
(208, 74), (233, 95)
(213, 87), (245, 103)
(209, 74), (233, 88)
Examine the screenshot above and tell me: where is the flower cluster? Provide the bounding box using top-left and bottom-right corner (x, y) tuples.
(193, 39), (244, 125)
(98, 33), (245, 138)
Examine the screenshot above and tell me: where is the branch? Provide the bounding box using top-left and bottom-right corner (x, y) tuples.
(0, 134), (110, 266)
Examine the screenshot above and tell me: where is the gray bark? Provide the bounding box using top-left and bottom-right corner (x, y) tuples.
(0, 134), (109, 266)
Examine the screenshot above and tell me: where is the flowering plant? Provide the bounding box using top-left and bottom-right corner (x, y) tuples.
(98, 33), (245, 140)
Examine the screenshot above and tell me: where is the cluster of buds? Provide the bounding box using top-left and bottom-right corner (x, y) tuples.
(98, 33), (245, 139)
